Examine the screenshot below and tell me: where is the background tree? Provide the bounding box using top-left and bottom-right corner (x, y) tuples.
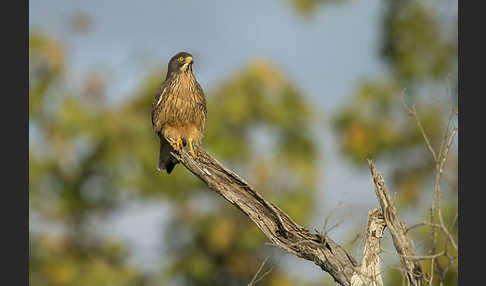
(29, 32), (320, 286)
(29, 0), (457, 285)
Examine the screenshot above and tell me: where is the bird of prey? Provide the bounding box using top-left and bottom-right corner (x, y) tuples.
(151, 52), (207, 174)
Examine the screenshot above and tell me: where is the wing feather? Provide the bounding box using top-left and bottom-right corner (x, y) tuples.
(151, 81), (170, 133)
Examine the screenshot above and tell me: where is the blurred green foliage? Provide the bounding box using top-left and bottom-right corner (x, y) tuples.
(29, 30), (318, 285)
(30, 0), (457, 285)
(289, 0), (457, 284)
(329, 0), (457, 284)
(381, 0), (457, 83)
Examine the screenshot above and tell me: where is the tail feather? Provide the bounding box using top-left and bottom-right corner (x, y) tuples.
(158, 140), (177, 174)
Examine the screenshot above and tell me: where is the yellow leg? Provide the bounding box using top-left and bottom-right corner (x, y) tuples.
(188, 139), (198, 159)
(169, 138), (183, 151)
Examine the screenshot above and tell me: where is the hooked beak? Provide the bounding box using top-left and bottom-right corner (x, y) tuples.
(184, 57), (193, 64)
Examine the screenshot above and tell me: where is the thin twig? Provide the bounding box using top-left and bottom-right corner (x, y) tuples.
(323, 201), (343, 235)
(401, 91), (458, 256)
(325, 221), (344, 236)
(401, 93), (437, 162)
(406, 222), (442, 234)
(429, 257), (435, 286)
(442, 255), (458, 274)
(379, 248), (444, 261)
(435, 125), (458, 251)
(248, 258), (272, 286)
(400, 251), (445, 261)
(448, 212), (458, 235)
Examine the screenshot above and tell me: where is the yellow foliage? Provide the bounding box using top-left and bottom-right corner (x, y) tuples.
(207, 218), (236, 254)
(269, 273), (292, 286)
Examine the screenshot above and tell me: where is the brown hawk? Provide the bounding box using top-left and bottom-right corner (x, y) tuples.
(151, 52), (207, 173)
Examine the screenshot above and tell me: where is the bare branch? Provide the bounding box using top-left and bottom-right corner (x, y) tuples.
(434, 121), (458, 251)
(248, 258), (272, 286)
(442, 255), (458, 274)
(323, 201), (343, 235)
(367, 159), (425, 286)
(401, 91), (458, 270)
(380, 248), (445, 261)
(163, 119), (455, 286)
(401, 251), (445, 261)
(406, 221), (442, 234)
(429, 257), (435, 286)
(400, 94), (438, 162)
(169, 146), (361, 286)
(325, 221), (344, 236)
(448, 213), (458, 232)
(351, 208), (386, 286)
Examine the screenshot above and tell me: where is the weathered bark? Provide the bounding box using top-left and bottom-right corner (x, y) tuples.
(171, 146), (360, 285)
(351, 208), (385, 286)
(367, 160), (425, 286)
(166, 146), (422, 285)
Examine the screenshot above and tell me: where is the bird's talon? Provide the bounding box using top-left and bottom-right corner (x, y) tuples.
(176, 139), (183, 151)
(189, 151), (199, 159)
(168, 138), (183, 151)
(188, 141), (199, 159)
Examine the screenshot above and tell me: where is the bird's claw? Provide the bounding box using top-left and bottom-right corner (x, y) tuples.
(189, 149), (199, 159)
(188, 141), (199, 159)
(169, 138), (183, 151)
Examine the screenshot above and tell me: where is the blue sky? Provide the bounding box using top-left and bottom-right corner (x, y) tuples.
(30, 0), (398, 282)
(29, 0), (386, 107)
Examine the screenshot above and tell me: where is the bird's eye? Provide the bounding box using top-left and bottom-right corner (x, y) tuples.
(178, 57), (184, 61)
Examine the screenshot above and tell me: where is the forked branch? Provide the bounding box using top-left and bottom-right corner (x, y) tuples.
(170, 146), (360, 285)
(367, 160), (425, 286)
(168, 146), (420, 285)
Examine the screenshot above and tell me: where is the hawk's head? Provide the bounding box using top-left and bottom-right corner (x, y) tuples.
(167, 52), (194, 76)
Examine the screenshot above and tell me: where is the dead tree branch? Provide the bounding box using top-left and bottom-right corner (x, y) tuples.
(169, 146), (375, 286)
(400, 96), (438, 162)
(367, 160), (426, 286)
(351, 208), (386, 286)
(166, 141), (447, 285)
(400, 91), (458, 284)
(247, 258), (273, 286)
